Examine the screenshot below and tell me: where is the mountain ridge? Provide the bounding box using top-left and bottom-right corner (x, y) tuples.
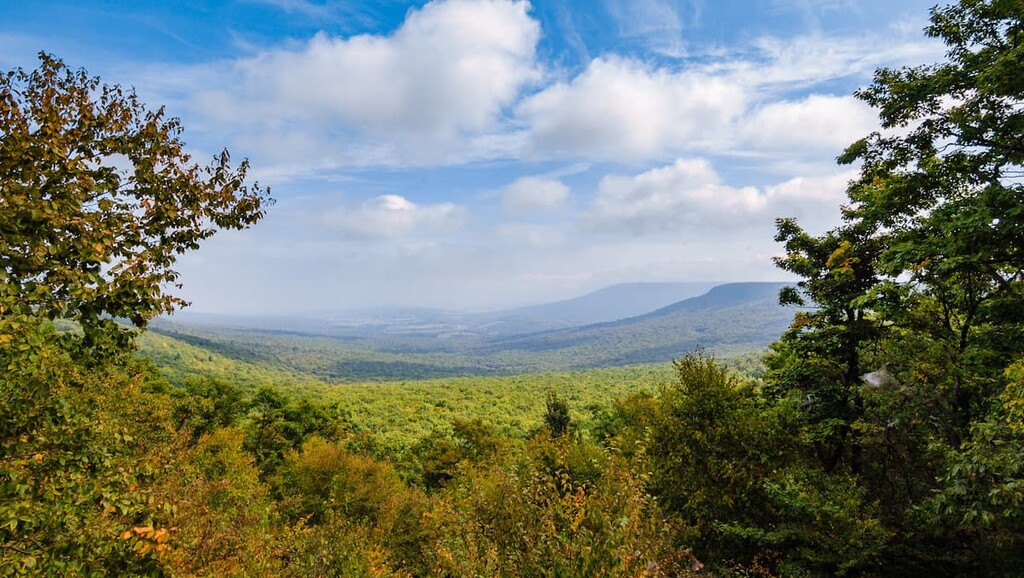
(158, 281), (726, 338)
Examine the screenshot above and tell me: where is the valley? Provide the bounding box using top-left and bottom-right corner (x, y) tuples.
(147, 281), (792, 381)
(137, 281), (789, 452)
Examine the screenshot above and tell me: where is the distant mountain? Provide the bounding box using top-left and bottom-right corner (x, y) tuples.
(479, 282), (794, 368)
(314, 281), (722, 337)
(157, 281), (721, 338)
(480, 282), (718, 331)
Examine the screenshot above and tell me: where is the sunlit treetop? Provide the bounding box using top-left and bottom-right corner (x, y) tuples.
(0, 53), (272, 353)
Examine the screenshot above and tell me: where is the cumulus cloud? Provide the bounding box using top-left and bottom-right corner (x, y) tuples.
(742, 94), (878, 151)
(518, 56), (745, 159)
(762, 170), (856, 231)
(514, 30), (941, 163)
(501, 176), (571, 214)
(193, 0), (540, 165)
(586, 158), (853, 235)
(144, 7), (944, 171)
(588, 159), (762, 234)
(764, 171), (855, 204)
(322, 194), (466, 239)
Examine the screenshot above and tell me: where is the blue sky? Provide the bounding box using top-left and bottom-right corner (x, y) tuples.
(1, 0), (946, 313)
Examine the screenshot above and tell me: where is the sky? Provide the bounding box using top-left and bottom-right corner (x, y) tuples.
(0, 0), (948, 314)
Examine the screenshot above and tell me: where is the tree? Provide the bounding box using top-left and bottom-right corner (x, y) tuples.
(649, 353), (887, 575)
(841, 0), (1024, 443)
(412, 418), (502, 491)
(649, 352), (783, 565)
(0, 53), (270, 355)
(0, 54), (270, 572)
(927, 358), (1024, 574)
(769, 220), (885, 473)
(766, 0), (1024, 571)
(243, 387), (345, 476)
(172, 377), (246, 442)
(769, 0), (1024, 474)
(543, 389), (572, 438)
(0, 316), (173, 575)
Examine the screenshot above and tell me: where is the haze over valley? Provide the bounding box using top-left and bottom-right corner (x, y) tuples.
(150, 281), (792, 380)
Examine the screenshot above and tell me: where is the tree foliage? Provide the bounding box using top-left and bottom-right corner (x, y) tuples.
(771, 221), (884, 470)
(768, 0), (1024, 572)
(543, 389), (572, 438)
(0, 54), (270, 573)
(838, 0), (1024, 446)
(0, 316), (176, 575)
(0, 53), (270, 354)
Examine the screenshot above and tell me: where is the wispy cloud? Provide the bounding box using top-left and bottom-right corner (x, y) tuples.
(501, 176), (571, 215)
(322, 194), (467, 240)
(246, 0), (334, 18)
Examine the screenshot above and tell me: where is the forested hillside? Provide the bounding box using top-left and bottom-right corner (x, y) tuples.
(484, 282), (792, 365)
(4, 2), (1024, 576)
(146, 282), (792, 380)
(483, 281), (719, 329)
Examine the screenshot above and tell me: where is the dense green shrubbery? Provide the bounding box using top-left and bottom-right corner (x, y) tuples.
(0, 316), (170, 575)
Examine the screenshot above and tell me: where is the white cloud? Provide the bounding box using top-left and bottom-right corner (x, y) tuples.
(193, 0), (540, 165)
(731, 33), (940, 90)
(322, 194), (466, 239)
(763, 170), (856, 233)
(586, 158), (853, 236)
(600, 0), (702, 58)
(588, 159), (762, 234)
(131, 9), (944, 172)
(764, 171), (854, 204)
(514, 30), (942, 163)
(604, 0), (683, 38)
(517, 56), (745, 160)
(248, 0), (336, 18)
(742, 94), (878, 151)
(501, 176), (571, 214)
